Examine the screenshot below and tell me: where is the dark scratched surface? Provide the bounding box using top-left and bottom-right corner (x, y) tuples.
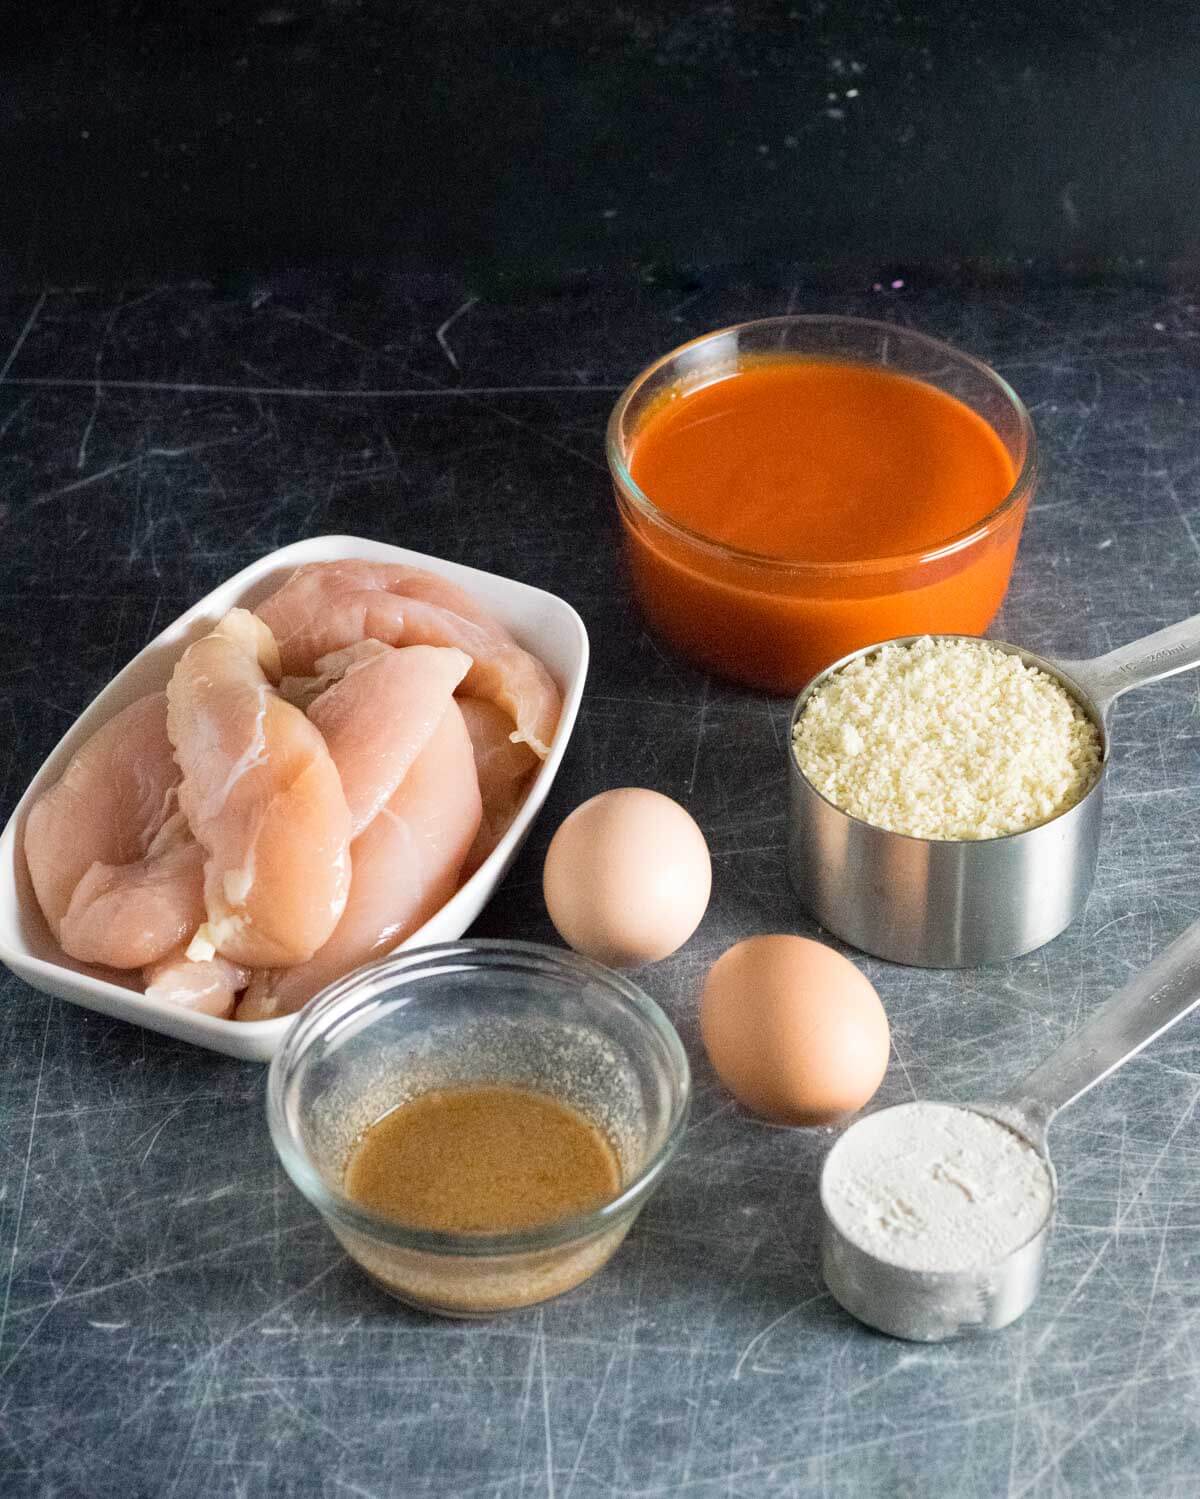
(3, 275), (1200, 1496)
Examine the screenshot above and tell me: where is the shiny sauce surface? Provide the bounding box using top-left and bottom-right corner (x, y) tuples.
(344, 1084), (621, 1233)
(629, 359), (1016, 563)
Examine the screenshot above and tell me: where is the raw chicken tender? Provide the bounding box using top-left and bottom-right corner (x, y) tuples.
(143, 947), (250, 1020)
(24, 692), (184, 937)
(458, 696), (539, 877)
(278, 639), (391, 712)
(256, 560), (561, 757)
(237, 700), (483, 1020)
(59, 830), (206, 969)
(25, 693), (208, 968)
(167, 609), (352, 968)
(307, 644), (472, 836)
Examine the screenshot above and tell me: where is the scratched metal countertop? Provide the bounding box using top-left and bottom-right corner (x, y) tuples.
(2, 275), (1200, 1498)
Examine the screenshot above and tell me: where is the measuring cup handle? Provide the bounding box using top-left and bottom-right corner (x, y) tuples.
(1056, 612), (1200, 718)
(1000, 917), (1200, 1130)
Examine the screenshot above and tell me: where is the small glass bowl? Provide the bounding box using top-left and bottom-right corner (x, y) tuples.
(267, 940), (691, 1317)
(607, 315), (1037, 694)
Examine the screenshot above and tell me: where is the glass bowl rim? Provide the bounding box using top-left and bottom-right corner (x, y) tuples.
(605, 313), (1038, 579)
(266, 938), (692, 1257)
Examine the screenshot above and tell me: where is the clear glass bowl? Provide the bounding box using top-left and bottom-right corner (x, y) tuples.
(267, 940), (691, 1317)
(607, 315), (1037, 694)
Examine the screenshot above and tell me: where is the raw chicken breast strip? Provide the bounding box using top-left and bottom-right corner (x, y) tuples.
(25, 693), (208, 968)
(256, 560), (562, 757)
(306, 643), (472, 837)
(143, 947), (250, 1019)
(24, 692), (185, 937)
(278, 640), (391, 712)
(237, 700), (482, 1020)
(59, 824), (207, 969)
(457, 696), (539, 878)
(167, 608), (352, 968)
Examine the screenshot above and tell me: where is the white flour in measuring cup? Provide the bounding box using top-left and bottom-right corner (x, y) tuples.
(820, 1101), (1054, 1274)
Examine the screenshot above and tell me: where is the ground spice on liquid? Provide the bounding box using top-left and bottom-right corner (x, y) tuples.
(343, 1084), (621, 1233)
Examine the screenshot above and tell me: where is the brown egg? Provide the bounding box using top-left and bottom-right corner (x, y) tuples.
(700, 935), (889, 1125)
(542, 788), (711, 967)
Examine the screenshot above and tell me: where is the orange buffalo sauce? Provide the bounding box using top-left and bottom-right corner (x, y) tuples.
(620, 359), (1028, 692)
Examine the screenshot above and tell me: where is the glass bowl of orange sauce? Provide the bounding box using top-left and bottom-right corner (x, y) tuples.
(607, 316), (1037, 693)
(267, 940), (690, 1317)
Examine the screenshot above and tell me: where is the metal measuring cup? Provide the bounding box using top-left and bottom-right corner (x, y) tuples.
(820, 915), (1200, 1341)
(787, 613), (1200, 967)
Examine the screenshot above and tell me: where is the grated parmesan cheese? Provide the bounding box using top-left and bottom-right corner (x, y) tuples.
(792, 637), (1103, 840)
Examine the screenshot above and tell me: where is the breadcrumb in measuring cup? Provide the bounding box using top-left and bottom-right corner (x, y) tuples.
(792, 637), (1102, 840)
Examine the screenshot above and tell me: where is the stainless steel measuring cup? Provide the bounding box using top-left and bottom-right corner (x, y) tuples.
(820, 914), (1200, 1341)
(787, 613), (1200, 967)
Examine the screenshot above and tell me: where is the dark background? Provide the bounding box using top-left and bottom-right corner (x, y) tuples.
(7, 0), (1200, 290)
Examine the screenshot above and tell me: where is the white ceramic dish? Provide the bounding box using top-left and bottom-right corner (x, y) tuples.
(0, 536), (589, 1061)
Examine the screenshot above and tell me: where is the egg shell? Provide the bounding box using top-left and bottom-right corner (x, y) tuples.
(700, 935), (889, 1125)
(542, 788), (711, 967)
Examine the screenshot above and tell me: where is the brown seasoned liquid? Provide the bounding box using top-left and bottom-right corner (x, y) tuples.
(343, 1084), (622, 1233)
